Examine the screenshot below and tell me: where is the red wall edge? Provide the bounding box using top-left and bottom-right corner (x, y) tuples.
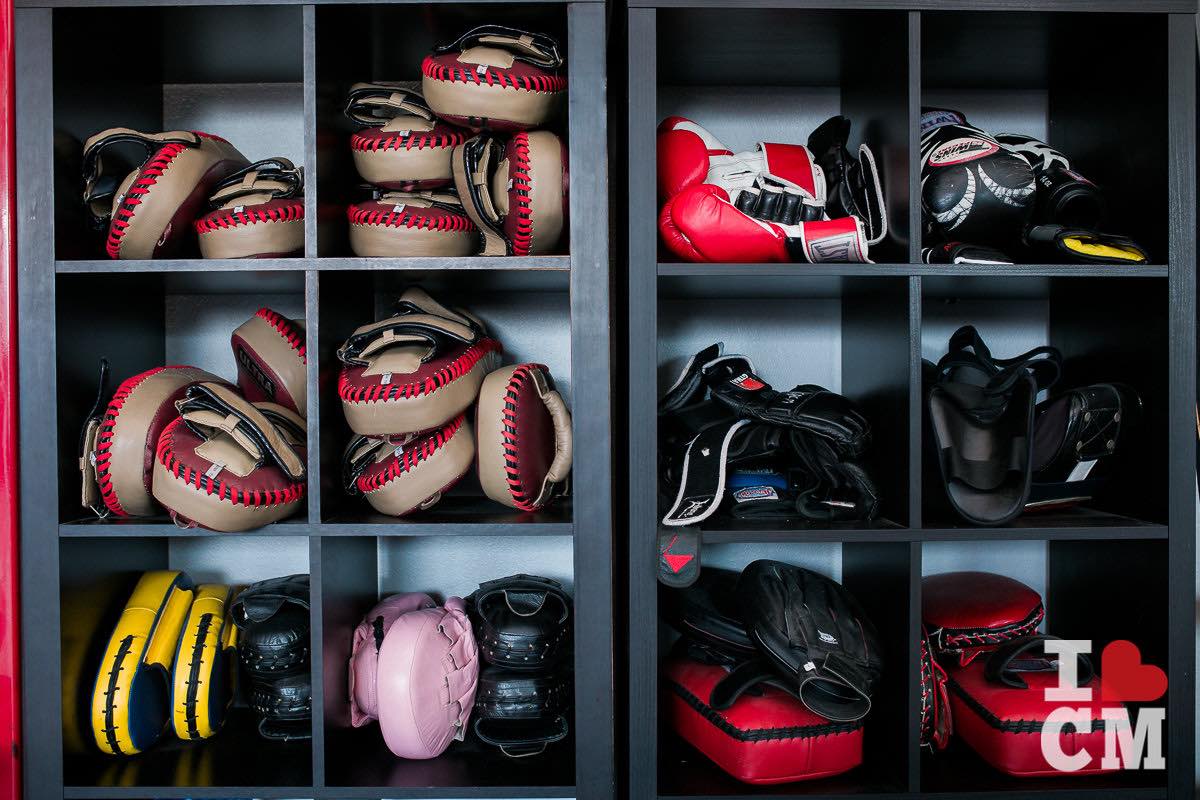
(0, 0), (20, 795)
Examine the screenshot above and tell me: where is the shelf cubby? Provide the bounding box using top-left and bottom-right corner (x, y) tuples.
(318, 534), (576, 793)
(920, 11), (1169, 265)
(59, 535), (313, 791)
(653, 7), (911, 265)
(54, 270), (308, 526)
(313, 2), (570, 258)
(51, 4), (306, 261)
(921, 275), (1169, 529)
(315, 268), (573, 525)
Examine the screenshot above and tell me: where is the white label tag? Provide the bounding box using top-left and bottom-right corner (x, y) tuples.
(88, 451), (97, 467)
(381, 372), (393, 385)
(233, 205), (245, 214)
(1066, 459), (1098, 482)
(391, 204), (406, 214)
(803, 661), (817, 673)
(476, 64), (488, 75)
(204, 462), (225, 479)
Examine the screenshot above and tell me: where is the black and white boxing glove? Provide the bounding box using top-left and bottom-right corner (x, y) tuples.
(993, 133), (1104, 227)
(920, 108), (1036, 249)
(922, 242), (1012, 265)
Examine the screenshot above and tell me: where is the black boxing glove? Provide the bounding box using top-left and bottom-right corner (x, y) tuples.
(920, 108), (1036, 249)
(701, 356), (871, 459)
(808, 115), (887, 245)
(994, 133), (1105, 228)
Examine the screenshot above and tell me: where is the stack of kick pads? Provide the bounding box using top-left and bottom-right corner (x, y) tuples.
(80, 308), (308, 532)
(345, 25), (568, 258)
(920, 571), (1127, 777)
(91, 573), (312, 755)
(82, 128), (304, 260)
(659, 561), (882, 785)
(339, 288), (573, 516)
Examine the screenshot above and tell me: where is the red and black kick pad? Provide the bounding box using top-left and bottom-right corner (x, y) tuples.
(945, 635), (1124, 777)
(662, 648), (863, 785)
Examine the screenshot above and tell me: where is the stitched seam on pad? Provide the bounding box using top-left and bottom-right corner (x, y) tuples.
(156, 417), (305, 507)
(351, 129), (467, 152)
(195, 203), (303, 234)
(667, 678), (862, 741)
(347, 203), (476, 231)
(356, 415), (464, 492)
(254, 307), (307, 362)
(338, 339), (499, 404)
(421, 55), (565, 92)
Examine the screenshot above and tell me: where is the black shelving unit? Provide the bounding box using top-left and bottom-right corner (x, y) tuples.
(15, 1), (613, 799)
(626, 3), (1195, 800)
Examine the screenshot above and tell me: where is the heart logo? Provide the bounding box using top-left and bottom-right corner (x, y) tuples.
(1100, 640), (1167, 702)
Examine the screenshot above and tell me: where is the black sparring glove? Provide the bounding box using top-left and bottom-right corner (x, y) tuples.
(808, 115), (887, 245)
(736, 560), (883, 723)
(1023, 224), (1148, 265)
(701, 357), (871, 459)
(922, 242), (1012, 265)
(231, 574), (312, 741)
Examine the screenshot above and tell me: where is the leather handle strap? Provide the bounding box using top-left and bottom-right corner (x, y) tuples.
(344, 82), (434, 126)
(82, 128), (201, 208)
(473, 715), (569, 758)
(527, 367), (572, 508)
(337, 314), (477, 366)
(433, 25), (562, 69)
(208, 157), (303, 205)
(984, 634), (1094, 689)
(176, 382), (306, 480)
(453, 135), (509, 256)
(371, 190), (463, 210)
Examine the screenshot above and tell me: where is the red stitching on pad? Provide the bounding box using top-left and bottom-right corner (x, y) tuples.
(339, 338), (500, 404)
(500, 363), (549, 511)
(355, 415), (465, 492)
(346, 203), (476, 232)
(194, 202), (303, 234)
(421, 55), (566, 93)
(506, 132), (535, 256)
(94, 366), (184, 516)
(105, 132), (231, 259)
(253, 307), (306, 363)
(351, 129), (467, 152)
(155, 417), (306, 508)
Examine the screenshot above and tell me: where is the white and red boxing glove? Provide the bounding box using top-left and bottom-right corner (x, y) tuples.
(659, 184), (870, 264)
(657, 116), (826, 222)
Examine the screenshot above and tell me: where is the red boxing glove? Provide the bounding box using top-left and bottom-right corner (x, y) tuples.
(659, 184), (869, 264)
(657, 116), (825, 222)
